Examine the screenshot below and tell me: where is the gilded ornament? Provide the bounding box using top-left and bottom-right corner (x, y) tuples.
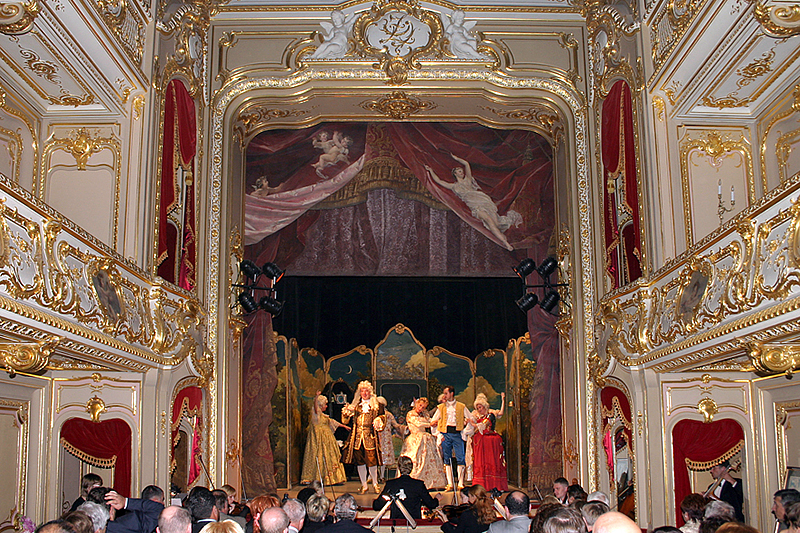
(697, 397), (718, 423)
(0, 0), (39, 35)
(702, 94), (751, 109)
(92, 0), (145, 65)
(481, 105), (562, 141)
(753, 1), (800, 37)
(746, 340), (800, 377)
(0, 335), (62, 375)
(233, 107), (308, 147)
(359, 91), (436, 119)
(85, 395), (107, 422)
(64, 128), (103, 170)
(736, 49), (775, 88)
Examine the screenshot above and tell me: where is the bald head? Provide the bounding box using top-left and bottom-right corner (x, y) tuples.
(158, 506), (191, 533)
(259, 507), (290, 533)
(593, 512), (639, 533)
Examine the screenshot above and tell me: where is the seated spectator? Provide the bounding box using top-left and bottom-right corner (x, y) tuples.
(297, 483), (324, 507)
(530, 504), (564, 533)
(542, 508), (586, 533)
(653, 528), (681, 533)
(714, 525), (759, 533)
(200, 522), (244, 533)
(303, 494), (332, 533)
(704, 501), (736, 523)
(112, 485), (164, 533)
(71, 474), (104, 512)
(62, 511), (95, 533)
(104, 490), (166, 533)
(213, 489), (246, 529)
(259, 508), (289, 533)
(37, 521), (76, 533)
(437, 485), (494, 533)
(282, 499), (305, 533)
(698, 517), (727, 533)
(250, 496), (281, 533)
(186, 488), (219, 533)
(488, 491), (531, 533)
(785, 501), (800, 533)
(593, 512), (639, 533)
(680, 494), (710, 533)
(158, 506), (191, 533)
(566, 486), (587, 506)
(579, 501), (609, 532)
(318, 494), (370, 533)
(78, 502), (110, 533)
(774, 490), (800, 531)
(586, 494), (609, 507)
(87, 488), (115, 519)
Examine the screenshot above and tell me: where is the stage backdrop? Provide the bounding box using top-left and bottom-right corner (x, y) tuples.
(241, 122), (561, 494)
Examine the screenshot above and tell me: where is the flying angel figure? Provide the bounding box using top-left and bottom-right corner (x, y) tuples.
(309, 10), (356, 59)
(441, 10), (485, 60)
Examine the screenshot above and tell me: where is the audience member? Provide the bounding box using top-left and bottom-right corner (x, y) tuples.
(259, 508), (290, 533)
(785, 501), (800, 533)
(488, 491), (531, 533)
(714, 524), (759, 533)
(704, 501), (736, 523)
(282, 499), (305, 533)
(186, 488), (219, 533)
(698, 517), (727, 533)
(653, 527), (681, 533)
(586, 494), (609, 507)
(213, 489), (246, 529)
(104, 490), (166, 533)
(199, 522), (244, 533)
(250, 496), (281, 533)
(542, 508), (587, 533)
(317, 494), (370, 533)
(593, 512), (640, 533)
(37, 521), (75, 533)
(87, 488), (114, 519)
(71, 474), (104, 512)
(61, 511), (95, 533)
(567, 486), (587, 505)
(530, 504), (563, 533)
(303, 494), (332, 533)
(112, 485), (165, 533)
(77, 502), (110, 533)
(372, 455), (440, 520)
(679, 494), (709, 533)
(158, 507), (191, 533)
(579, 501), (609, 532)
(553, 480), (569, 505)
(774, 490), (800, 531)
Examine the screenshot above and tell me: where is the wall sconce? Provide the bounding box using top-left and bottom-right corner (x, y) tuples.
(234, 260), (285, 316)
(513, 257), (567, 315)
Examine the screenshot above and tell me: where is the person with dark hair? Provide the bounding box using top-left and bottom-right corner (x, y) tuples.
(530, 504), (563, 533)
(553, 479), (569, 505)
(437, 485), (494, 533)
(579, 502), (609, 532)
(372, 455), (440, 520)
(714, 524), (759, 533)
(566, 486), (587, 505)
(542, 508), (586, 533)
(88, 488), (114, 517)
(430, 386), (477, 490)
(680, 494), (710, 533)
(653, 527), (682, 533)
(71, 474), (104, 512)
(488, 491), (531, 533)
(707, 461), (744, 523)
(37, 520), (76, 533)
(212, 489), (246, 529)
(698, 518), (728, 533)
(185, 488), (219, 533)
(62, 511), (96, 533)
(111, 485), (165, 533)
(774, 489), (800, 531)
(104, 490), (166, 533)
(157, 507), (192, 533)
(785, 501), (800, 533)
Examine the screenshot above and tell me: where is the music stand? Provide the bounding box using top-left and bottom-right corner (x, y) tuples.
(370, 493), (417, 531)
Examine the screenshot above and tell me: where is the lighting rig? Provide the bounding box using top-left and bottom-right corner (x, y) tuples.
(235, 260), (285, 316)
(513, 257), (567, 314)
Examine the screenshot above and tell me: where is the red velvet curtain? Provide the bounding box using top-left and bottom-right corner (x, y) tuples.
(671, 419), (744, 525)
(601, 80), (643, 288)
(157, 79), (197, 290)
(171, 386), (204, 486)
(60, 418), (132, 496)
(601, 387), (633, 473)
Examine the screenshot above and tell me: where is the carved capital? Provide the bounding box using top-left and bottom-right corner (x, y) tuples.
(0, 335), (62, 375)
(746, 341), (800, 377)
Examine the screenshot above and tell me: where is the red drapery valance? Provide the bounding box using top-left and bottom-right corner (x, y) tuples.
(171, 385), (204, 486)
(157, 79), (197, 290)
(60, 417), (132, 496)
(671, 418), (744, 525)
(600, 387), (633, 472)
(601, 80), (643, 288)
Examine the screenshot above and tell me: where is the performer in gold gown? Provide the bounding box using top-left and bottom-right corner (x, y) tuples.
(341, 380), (386, 494)
(301, 391), (348, 486)
(401, 398), (447, 489)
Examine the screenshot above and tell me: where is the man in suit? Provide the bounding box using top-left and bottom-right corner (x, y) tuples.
(186, 487), (218, 533)
(708, 460), (744, 522)
(372, 456), (440, 520)
(317, 494), (371, 533)
(104, 490), (165, 533)
(112, 485), (164, 533)
(487, 491), (531, 533)
(773, 489), (800, 531)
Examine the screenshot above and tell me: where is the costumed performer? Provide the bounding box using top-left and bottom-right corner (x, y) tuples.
(430, 385), (477, 490)
(401, 398), (447, 489)
(341, 380), (386, 494)
(301, 391), (348, 486)
(376, 396), (403, 483)
(470, 392), (507, 491)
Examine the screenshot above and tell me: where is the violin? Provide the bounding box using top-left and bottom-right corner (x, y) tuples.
(440, 503), (470, 522)
(702, 460), (742, 499)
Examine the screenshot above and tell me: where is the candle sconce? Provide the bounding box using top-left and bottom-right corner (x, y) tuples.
(717, 178), (735, 225)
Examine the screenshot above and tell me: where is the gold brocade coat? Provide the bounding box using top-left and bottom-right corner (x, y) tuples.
(341, 401), (386, 464)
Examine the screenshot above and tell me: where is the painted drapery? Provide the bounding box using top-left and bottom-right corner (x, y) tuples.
(156, 79), (197, 291)
(602, 80), (643, 289)
(60, 417), (132, 496)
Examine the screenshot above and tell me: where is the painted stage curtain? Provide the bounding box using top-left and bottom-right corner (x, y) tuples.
(171, 385), (203, 486)
(671, 419), (744, 525)
(157, 79), (197, 290)
(60, 417), (132, 496)
(602, 80), (643, 289)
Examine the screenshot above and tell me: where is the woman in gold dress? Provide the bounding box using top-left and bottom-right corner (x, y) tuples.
(301, 391), (348, 486)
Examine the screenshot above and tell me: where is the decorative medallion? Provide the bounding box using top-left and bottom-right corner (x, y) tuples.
(359, 91), (436, 119)
(697, 397), (718, 423)
(676, 268), (710, 323)
(0, 335), (62, 375)
(65, 128), (104, 170)
(86, 395), (107, 423)
(753, 1), (800, 37)
(746, 341), (800, 377)
(0, 0), (39, 35)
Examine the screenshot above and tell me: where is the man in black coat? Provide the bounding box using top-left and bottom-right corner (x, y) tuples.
(372, 456), (440, 521)
(708, 460), (744, 523)
(317, 494), (371, 533)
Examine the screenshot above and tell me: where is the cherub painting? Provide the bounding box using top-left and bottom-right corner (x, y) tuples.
(312, 131), (352, 177)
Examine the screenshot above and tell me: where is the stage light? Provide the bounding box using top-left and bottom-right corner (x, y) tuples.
(238, 292), (259, 314)
(514, 258), (536, 279)
(537, 257), (558, 278)
(516, 292), (538, 312)
(259, 296), (284, 316)
(262, 262), (285, 283)
(540, 290), (561, 313)
(240, 260), (262, 280)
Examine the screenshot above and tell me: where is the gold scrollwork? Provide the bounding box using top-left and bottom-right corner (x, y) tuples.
(746, 340), (800, 377)
(0, 334), (62, 375)
(481, 105), (563, 142)
(64, 128), (105, 171)
(233, 106), (308, 148)
(350, 0), (444, 84)
(697, 397), (718, 423)
(0, 0), (39, 35)
(753, 1), (800, 37)
(86, 395), (106, 422)
(359, 91), (437, 119)
(92, 0), (145, 65)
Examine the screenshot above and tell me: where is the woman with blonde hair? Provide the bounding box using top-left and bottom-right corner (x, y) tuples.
(341, 380), (386, 494)
(401, 397), (446, 488)
(200, 521), (245, 533)
(301, 391), (348, 486)
(470, 392), (507, 491)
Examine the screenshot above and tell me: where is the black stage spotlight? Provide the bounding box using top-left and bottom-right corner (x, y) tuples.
(537, 257), (558, 278)
(516, 292), (538, 312)
(262, 262), (285, 283)
(540, 290), (561, 313)
(259, 296), (284, 316)
(514, 258), (537, 279)
(238, 292), (259, 314)
(240, 260), (262, 280)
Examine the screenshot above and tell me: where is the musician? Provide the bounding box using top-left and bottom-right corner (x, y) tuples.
(372, 456), (440, 520)
(707, 460), (744, 522)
